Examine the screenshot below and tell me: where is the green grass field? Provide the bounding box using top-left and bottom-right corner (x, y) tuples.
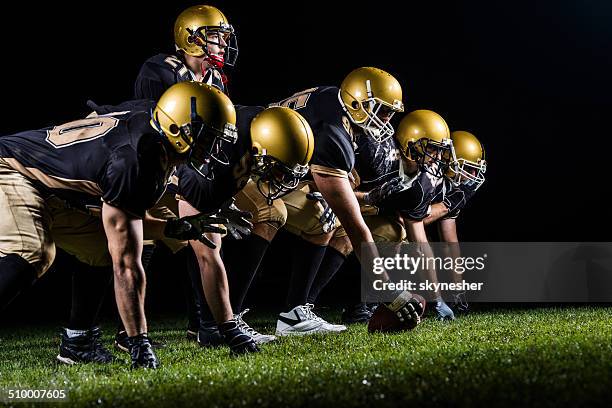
(1, 307), (611, 407)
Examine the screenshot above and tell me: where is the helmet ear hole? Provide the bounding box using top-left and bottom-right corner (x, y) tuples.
(351, 101), (359, 110)
(169, 124), (180, 135)
(252, 142), (263, 155)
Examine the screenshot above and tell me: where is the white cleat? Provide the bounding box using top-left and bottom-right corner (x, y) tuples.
(235, 309), (277, 344)
(276, 304), (347, 336)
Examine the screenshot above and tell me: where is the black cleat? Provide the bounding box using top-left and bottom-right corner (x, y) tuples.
(196, 321), (224, 348)
(129, 333), (159, 369)
(341, 303), (373, 324)
(115, 330), (165, 352)
(451, 291), (469, 314)
(187, 329), (198, 341)
(57, 327), (115, 365)
(219, 319), (260, 356)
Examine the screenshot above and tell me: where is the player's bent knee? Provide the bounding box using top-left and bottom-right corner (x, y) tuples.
(330, 235), (353, 256)
(29, 240), (56, 277)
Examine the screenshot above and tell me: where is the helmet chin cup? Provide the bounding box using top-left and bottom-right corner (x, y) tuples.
(205, 53), (225, 69)
(253, 156), (307, 204)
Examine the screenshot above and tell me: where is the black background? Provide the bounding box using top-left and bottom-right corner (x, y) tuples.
(1, 1), (611, 322)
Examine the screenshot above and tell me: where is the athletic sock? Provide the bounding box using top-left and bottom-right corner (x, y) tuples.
(223, 234), (270, 312)
(182, 246), (216, 327)
(0, 254), (38, 312)
(307, 247), (347, 304)
(70, 263), (113, 329)
(141, 244), (156, 271)
(286, 239), (327, 309)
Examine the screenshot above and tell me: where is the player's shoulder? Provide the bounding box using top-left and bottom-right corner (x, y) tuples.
(308, 86), (341, 108)
(235, 104), (265, 118)
(139, 53), (190, 78)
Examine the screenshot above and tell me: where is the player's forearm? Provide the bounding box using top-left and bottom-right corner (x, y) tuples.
(178, 199), (233, 323)
(113, 261), (147, 336)
(438, 218), (459, 243)
(405, 219), (443, 298)
(423, 202), (449, 226)
(190, 237), (233, 324)
(102, 203), (148, 337)
(312, 173), (375, 262)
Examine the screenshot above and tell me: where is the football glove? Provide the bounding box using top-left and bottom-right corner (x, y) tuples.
(218, 198), (253, 240)
(306, 192), (336, 233)
(164, 212), (228, 249)
(363, 176), (409, 206)
(384, 291), (423, 325)
(435, 300), (456, 321)
(128, 333), (160, 369)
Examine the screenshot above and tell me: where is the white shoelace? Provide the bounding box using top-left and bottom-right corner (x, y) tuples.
(235, 309), (262, 336)
(301, 303), (328, 323)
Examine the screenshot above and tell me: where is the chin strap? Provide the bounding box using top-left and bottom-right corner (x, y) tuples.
(200, 63), (229, 89)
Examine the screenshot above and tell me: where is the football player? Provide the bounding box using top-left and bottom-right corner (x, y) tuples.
(129, 5), (237, 342)
(135, 5), (237, 98)
(176, 106), (314, 346)
(307, 110), (458, 322)
(424, 130), (487, 313)
(0, 82), (240, 368)
(261, 67), (425, 335)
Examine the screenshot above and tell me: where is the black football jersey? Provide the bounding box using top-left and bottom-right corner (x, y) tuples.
(0, 111), (171, 218)
(272, 86), (355, 177)
(134, 53), (225, 101)
(431, 178), (479, 219)
(377, 167), (442, 221)
(175, 105), (262, 212)
(354, 133), (401, 191)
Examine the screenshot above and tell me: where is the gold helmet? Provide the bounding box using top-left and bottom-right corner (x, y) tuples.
(250, 107), (314, 203)
(151, 81), (237, 178)
(339, 67), (404, 142)
(395, 109), (453, 178)
(174, 5), (238, 67)
(447, 130), (486, 189)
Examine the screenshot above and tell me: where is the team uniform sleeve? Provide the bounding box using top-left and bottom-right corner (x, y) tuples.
(134, 62), (175, 101)
(175, 164), (224, 213)
(378, 172), (438, 221)
(442, 183), (478, 219)
(99, 146), (149, 218)
(379, 181), (431, 221)
(309, 123), (354, 178)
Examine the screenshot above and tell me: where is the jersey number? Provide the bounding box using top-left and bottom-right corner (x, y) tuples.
(274, 87), (318, 110)
(46, 117), (119, 148)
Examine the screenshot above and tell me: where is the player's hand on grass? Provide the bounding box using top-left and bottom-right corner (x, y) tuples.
(385, 291), (423, 325)
(218, 198), (253, 240)
(306, 192), (337, 233)
(128, 334), (160, 369)
(435, 300), (456, 321)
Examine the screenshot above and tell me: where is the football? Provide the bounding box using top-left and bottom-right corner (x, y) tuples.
(367, 294), (427, 333)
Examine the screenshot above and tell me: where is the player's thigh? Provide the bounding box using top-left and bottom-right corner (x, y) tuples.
(282, 181), (341, 237)
(0, 161), (55, 276)
(147, 192), (187, 253)
(363, 214), (406, 243)
(234, 179), (287, 230)
(48, 200), (111, 267)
